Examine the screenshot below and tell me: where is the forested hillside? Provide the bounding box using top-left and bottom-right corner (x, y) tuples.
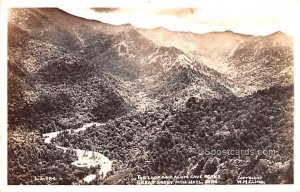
(52, 85), (293, 184)
(8, 9), (131, 132)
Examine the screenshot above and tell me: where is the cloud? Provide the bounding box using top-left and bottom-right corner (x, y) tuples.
(156, 8), (198, 17)
(91, 8), (119, 13)
(59, 0), (298, 36)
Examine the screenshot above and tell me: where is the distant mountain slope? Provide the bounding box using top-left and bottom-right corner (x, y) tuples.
(138, 26), (293, 96)
(138, 28), (252, 59)
(149, 55), (234, 106)
(228, 31), (293, 92)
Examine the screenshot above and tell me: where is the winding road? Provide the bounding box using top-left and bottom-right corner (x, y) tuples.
(43, 122), (113, 183)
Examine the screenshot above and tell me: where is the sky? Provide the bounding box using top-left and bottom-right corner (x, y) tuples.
(58, 0), (299, 36)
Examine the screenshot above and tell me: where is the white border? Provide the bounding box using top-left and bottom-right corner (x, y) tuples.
(0, 0), (299, 192)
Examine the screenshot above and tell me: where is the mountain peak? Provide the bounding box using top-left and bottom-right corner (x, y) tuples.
(122, 28), (142, 37)
(119, 23), (134, 28)
(266, 31), (292, 43)
(269, 31), (287, 37)
(153, 26), (168, 31)
(224, 30), (235, 34)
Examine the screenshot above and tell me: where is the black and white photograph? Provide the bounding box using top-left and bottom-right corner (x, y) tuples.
(6, 0), (296, 186)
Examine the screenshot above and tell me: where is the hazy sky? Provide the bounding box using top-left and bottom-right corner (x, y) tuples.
(59, 0), (298, 36)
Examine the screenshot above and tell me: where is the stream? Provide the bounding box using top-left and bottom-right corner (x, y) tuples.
(43, 122), (113, 184)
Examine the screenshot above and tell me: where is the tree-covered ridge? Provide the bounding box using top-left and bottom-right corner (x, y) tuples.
(8, 130), (82, 185)
(53, 85), (293, 184)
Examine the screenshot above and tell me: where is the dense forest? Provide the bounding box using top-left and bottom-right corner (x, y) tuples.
(51, 85), (294, 184)
(8, 130), (83, 184)
(8, 85), (293, 184)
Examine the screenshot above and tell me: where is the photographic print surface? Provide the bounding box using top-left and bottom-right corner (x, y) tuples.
(8, 7), (294, 185)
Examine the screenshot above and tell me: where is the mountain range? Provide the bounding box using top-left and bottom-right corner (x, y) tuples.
(8, 8), (293, 128)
